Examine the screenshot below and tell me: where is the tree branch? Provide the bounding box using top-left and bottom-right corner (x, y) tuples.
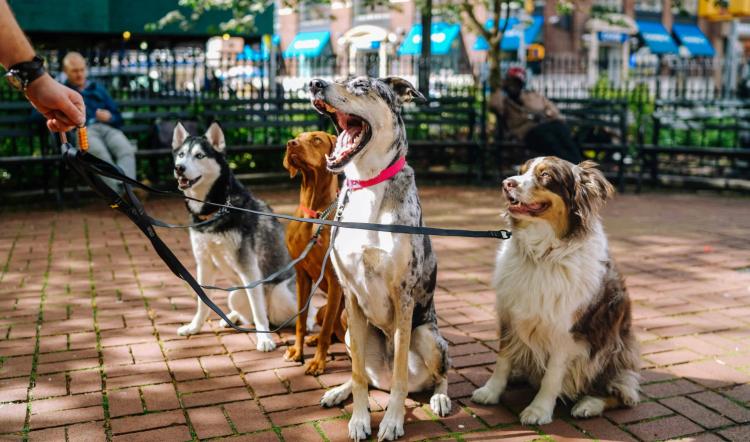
(493, 0), (502, 37)
(461, 0), (491, 41)
(490, 0), (511, 48)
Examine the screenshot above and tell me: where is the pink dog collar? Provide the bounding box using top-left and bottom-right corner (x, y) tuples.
(346, 156), (406, 191)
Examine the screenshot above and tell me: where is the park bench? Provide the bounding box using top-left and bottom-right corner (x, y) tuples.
(556, 98), (629, 191)
(117, 97), (196, 182)
(0, 101), (60, 199)
(638, 98), (750, 190)
(198, 97), (326, 183)
(404, 96), (482, 181)
(494, 98), (629, 191)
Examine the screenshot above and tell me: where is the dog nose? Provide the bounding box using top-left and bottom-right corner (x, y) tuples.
(287, 139), (299, 148)
(503, 178), (518, 190)
(309, 79), (328, 92)
(175, 164), (186, 175)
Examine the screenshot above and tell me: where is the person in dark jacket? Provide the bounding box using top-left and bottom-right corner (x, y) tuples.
(490, 67), (582, 163)
(62, 52), (136, 191)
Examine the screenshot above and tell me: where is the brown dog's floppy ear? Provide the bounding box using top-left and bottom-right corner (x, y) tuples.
(381, 76), (426, 104)
(282, 149), (299, 178)
(327, 133), (337, 149)
(573, 161), (614, 231)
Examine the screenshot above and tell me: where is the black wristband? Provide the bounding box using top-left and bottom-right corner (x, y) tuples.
(5, 56), (46, 91)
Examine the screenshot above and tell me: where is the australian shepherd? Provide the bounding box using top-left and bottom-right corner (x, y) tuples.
(472, 157), (640, 425)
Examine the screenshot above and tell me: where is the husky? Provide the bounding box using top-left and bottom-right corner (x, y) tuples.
(172, 122), (310, 351)
(310, 77), (451, 441)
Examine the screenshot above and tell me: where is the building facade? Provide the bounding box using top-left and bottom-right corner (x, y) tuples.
(275, 0), (748, 81)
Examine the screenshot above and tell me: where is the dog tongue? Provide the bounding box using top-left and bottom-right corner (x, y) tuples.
(336, 111), (349, 130)
(526, 202), (544, 211)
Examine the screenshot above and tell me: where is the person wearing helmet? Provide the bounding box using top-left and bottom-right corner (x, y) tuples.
(490, 67), (582, 163)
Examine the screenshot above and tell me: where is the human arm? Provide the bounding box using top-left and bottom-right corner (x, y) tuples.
(542, 96), (561, 120)
(0, 0), (84, 131)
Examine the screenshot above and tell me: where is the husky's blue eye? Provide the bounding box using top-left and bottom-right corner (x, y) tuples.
(195, 153), (205, 159)
(178, 152), (184, 158)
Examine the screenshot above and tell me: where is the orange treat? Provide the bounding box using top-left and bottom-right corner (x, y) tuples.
(78, 127), (89, 151)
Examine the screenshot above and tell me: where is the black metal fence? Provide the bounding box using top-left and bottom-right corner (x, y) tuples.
(1, 48), (749, 199)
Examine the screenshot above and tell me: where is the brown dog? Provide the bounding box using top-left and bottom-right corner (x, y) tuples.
(282, 131), (345, 375)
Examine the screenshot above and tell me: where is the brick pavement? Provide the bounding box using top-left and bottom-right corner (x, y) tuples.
(1, 187), (749, 441)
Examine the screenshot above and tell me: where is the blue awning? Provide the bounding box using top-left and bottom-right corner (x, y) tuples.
(283, 31), (330, 58)
(473, 16), (543, 51)
(672, 23), (714, 57)
(237, 35), (281, 61)
(398, 22), (461, 56)
(636, 20), (679, 54)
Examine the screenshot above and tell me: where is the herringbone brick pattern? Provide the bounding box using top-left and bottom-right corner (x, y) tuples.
(1, 187), (749, 441)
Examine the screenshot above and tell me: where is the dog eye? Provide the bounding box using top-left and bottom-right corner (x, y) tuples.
(195, 153), (205, 159)
(540, 171), (550, 178)
(177, 152), (184, 158)
(313, 138), (321, 144)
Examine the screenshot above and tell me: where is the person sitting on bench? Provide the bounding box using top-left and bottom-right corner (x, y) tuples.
(61, 52), (138, 192)
(490, 67), (582, 164)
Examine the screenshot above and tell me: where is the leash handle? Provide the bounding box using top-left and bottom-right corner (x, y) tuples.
(78, 127), (89, 151)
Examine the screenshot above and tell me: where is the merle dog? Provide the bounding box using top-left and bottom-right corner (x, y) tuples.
(310, 77), (451, 441)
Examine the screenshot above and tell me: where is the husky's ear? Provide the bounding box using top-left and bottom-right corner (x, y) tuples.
(172, 122), (189, 150)
(381, 77), (426, 104)
(205, 122), (226, 153)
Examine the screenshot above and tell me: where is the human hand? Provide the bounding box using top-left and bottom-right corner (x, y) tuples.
(95, 109), (112, 123)
(24, 74), (85, 132)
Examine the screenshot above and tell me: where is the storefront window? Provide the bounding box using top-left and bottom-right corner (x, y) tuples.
(675, 0), (698, 16)
(300, 1), (329, 23)
(635, 0), (662, 13)
(593, 0), (623, 13)
(353, 0), (390, 21)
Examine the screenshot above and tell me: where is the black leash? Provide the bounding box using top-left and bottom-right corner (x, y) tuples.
(200, 201), (336, 292)
(62, 136), (512, 335)
(63, 143), (335, 334)
(76, 150), (512, 240)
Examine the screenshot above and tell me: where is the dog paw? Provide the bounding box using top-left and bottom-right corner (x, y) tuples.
(256, 335), (276, 352)
(177, 323), (202, 336)
(304, 333), (320, 347)
(219, 311), (241, 328)
(320, 383), (351, 407)
(429, 393), (451, 417)
(304, 358), (326, 376)
(283, 346), (302, 362)
(571, 396), (605, 419)
(348, 412), (371, 441)
(471, 385), (503, 405)
(377, 409), (404, 441)
(520, 403), (553, 426)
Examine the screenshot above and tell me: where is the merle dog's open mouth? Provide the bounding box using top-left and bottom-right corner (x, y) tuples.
(177, 175), (201, 190)
(312, 98), (371, 170)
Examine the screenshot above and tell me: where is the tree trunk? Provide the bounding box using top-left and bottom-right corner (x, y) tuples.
(418, 0), (432, 99)
(487, 44), (502, 94)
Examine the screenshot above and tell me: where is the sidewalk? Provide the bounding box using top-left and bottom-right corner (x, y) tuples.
(1, 187), (749, 442)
